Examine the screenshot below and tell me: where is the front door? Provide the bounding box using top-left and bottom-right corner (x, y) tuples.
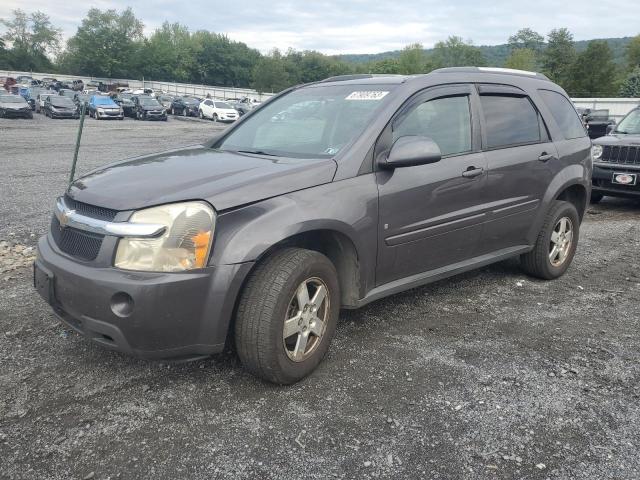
(375, 85), (488, 286)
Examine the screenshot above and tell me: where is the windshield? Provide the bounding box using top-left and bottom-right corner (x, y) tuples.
(217, 85), (393, 158)
(139, 97), (161, 107)
(615, 109), (640, 135)
(184, 97), (200, 104)
(51, 97), (75, 107)
(94, 97), (114, 105)
(1, 95), (25, 104)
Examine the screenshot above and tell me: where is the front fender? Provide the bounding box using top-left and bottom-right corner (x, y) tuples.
(210, 175), (379, 292)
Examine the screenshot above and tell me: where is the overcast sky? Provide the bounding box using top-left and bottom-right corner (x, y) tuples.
(1, 0), (638, 55)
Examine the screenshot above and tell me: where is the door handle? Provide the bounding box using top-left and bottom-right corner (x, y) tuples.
(462, 167), (484, 178)
(538, 153), (554, 162)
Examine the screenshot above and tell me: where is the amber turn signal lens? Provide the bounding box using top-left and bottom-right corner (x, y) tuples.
(192, 231), (211, 268)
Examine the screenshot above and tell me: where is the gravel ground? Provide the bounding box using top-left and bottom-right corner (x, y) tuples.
(1, 114), (639, 480)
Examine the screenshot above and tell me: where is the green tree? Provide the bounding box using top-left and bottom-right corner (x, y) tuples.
(504, 48), (537, 71)
(619, 66), (640, 96)
(431, 36), (485, 68)
(60, 8), (144, 78)
(508, 28), (544, 52)
(366, 58), (400, 74)
(0, 9), (61, 70)
(251, 49), (290, 93)
(541, 28), (576, 86)
(140, 23), (195, 83)
(625, 34), (640, 70)
(568, 40), (617, 96)
(397, 43), (428, 74)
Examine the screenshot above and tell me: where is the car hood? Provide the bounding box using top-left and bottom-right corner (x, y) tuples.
(0, 101), (28, 109)
(67, 146), (337, 211)
(593, 133), (640, 145)
(95, 103), (118, 108)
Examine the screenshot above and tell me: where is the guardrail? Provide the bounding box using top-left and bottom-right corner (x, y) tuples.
(571, 98), (640, 122)
(0, 69), (274, 102)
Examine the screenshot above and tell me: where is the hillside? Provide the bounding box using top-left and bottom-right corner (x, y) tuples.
(338, 37), (634, 66)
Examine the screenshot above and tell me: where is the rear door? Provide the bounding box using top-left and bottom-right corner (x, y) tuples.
(476, 85), (558, 253)
(375, 84), (488, 285)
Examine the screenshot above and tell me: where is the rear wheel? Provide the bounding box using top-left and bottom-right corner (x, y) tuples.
(590, 192), (604, 204)
(520, 200), (580, 280)
(235, 248), (340, 384)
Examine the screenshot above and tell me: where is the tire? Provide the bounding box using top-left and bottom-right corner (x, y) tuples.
(183, 108), (187, 117)
(520, 200), (580, 280)
(199, 109), (204, 119)
(590, 192), (604, 204)
(213, 114), (218, 123)
(27, 111), (33, 119)
(235, 248), (340, 384)
(171, 107), (175, 115)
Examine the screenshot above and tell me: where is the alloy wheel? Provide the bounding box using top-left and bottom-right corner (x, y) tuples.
(549, 217), (573, 267)
(282, 277), (329, 362)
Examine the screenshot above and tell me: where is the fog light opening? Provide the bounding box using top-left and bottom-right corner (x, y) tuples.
(110, 292), (134, 318)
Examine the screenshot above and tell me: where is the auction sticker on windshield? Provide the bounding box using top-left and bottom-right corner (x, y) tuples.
(345, 91), (389, 101)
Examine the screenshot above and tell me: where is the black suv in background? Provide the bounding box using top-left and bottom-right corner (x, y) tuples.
(591, 107), (640, 202)
(577, 108), (617, 139)
(111, 93), (136, 117)
(169, 96), (201, 116)
(132, 95), (167, 121)
(35, 68), (591, 384)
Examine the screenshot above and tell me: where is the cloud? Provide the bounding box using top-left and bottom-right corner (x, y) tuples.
(0, 0), (638, 54)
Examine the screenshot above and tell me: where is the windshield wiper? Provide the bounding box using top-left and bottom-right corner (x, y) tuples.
(235, 149), (278, 157)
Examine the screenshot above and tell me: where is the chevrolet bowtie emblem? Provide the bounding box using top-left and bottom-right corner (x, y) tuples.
(58, 208), (75, 229)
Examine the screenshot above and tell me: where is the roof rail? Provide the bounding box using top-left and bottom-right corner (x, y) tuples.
(320, 74), (404, 83)
(431, 66), (550, 81)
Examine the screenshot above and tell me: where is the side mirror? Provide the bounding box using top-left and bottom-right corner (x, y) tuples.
(379, 135), (442, 169)
(606, 124), (615, 135)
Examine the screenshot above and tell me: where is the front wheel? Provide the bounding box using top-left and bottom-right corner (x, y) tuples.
(212, 114), (218, 123)
(199, 110), (204, 119)
(520, 200), (580, 280)
(235, 248), (340, 384)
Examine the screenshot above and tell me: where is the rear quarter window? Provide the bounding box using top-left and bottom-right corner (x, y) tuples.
(480, 95), (541, 149)
(538, 90), (586, 140)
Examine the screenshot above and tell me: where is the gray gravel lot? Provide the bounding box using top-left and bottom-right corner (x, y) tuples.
(1, 114), (639, 480)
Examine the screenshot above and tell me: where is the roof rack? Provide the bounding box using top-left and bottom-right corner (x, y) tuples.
(431, 67), (550, 81)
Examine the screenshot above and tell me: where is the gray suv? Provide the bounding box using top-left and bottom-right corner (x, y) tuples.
(35, 68), (592, 384)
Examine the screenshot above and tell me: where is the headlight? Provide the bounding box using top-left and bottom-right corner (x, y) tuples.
(114, 201), (215, 272)
(591, 145), (603, 160)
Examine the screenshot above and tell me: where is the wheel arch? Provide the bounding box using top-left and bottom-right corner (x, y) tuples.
(249, 229), (362, 308)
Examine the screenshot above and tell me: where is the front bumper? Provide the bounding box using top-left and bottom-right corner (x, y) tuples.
(35, 235), (253, 360)
(592, 163), (640, 198)
(142, 111), (167, 120)
(96, 110), (124, 119)
(50, 110), (79, 119)
(2, 108), (32, 118)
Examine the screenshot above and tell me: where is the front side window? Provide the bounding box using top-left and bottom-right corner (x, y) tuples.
(538, 90), (585, 139)
(218, 84), (394, 158)
(480, 95), (541, 149)
(393, 95), (472, 156)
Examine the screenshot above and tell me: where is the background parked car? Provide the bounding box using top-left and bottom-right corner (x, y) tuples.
(157, 95), (174, 109)
(0, 93), (33, 119)
(85, 80), (107, 92)
(111, 93), (136, 117)
(35, 92), (53, 113)
(578, 108), (617, 139)
(44, 95), (79, 119)
(72, 79), (85, 91)
(198, 99), (238, 122)
(73, 93), (92, 110)
(58, 89), (76, 100)
(2, 77), (17, 91)
(88, 95), (124, 120)
(15, 75), (33, 85)
(132, 95), (167, 121)
(169, 96), (201, 116)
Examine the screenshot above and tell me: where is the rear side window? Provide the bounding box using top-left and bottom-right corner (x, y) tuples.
(480, 95), (540, 149)
(538, 90), (586, 139)
(393, 95), (472, 156)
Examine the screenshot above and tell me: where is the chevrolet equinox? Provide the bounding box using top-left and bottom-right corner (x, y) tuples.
(35, 68), (593, 384)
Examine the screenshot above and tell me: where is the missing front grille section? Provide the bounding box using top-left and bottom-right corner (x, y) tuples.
(51, 216), (104, 261)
